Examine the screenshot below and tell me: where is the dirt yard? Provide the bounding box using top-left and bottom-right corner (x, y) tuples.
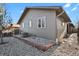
(0, 33), (79, 56)
(52, 33), (79, 56)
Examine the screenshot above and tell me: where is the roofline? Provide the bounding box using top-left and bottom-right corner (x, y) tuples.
(60, 8), (71, 22)
(17, 8), (30, 24)
(17, 6), (71, 24)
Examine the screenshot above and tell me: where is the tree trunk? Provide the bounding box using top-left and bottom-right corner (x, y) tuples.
(0, 30), (3, 44)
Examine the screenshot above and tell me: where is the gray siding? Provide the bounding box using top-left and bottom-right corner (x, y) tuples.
(21, 9), (57, 43)
(57, 17), (66, 38)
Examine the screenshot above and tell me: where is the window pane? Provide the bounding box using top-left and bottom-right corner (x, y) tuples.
(22, 23), (24, 28)
(42, 16), (46, 28)
(37, 16), (46, 28)
(38, 19), (41, 28)
(42, 19), (44, 27)
(29, 20), (32, 27)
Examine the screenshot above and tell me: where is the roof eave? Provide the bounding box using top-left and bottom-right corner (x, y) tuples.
(17, 6), (71, 24)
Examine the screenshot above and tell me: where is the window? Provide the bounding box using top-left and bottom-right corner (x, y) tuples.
(38, 19), (41, 28)
(22, 22), (24, 28)
(62, 22), (65, 26)
(29, 20), (32, 27)
(37, 16), (46, 28)
(61, 22), (65, 26)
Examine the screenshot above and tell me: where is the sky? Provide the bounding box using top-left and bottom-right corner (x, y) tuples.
(5, 3), (79, 25)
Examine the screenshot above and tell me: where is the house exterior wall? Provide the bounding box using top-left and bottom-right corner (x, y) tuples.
(67, 23), (74, 34)
(57, 17), (66, 38)
(20, 9), (57, 43)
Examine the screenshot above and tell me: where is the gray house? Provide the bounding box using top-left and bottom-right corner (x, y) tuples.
(17, 6), (72, 44)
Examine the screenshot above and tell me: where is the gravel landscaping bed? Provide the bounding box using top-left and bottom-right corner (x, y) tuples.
(0, 37), (58, 56)
(0, 33), (79, 56)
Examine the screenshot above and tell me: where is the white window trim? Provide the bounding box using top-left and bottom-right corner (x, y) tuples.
(29, 20), (32, 28)
(42, 16), (46, 28)
(37, 17), (42, 28)
(37, 16), (46, 29)
(22, 22), (24, 28)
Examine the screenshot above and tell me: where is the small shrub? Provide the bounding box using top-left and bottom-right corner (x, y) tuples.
(22, 33), (31, 37)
